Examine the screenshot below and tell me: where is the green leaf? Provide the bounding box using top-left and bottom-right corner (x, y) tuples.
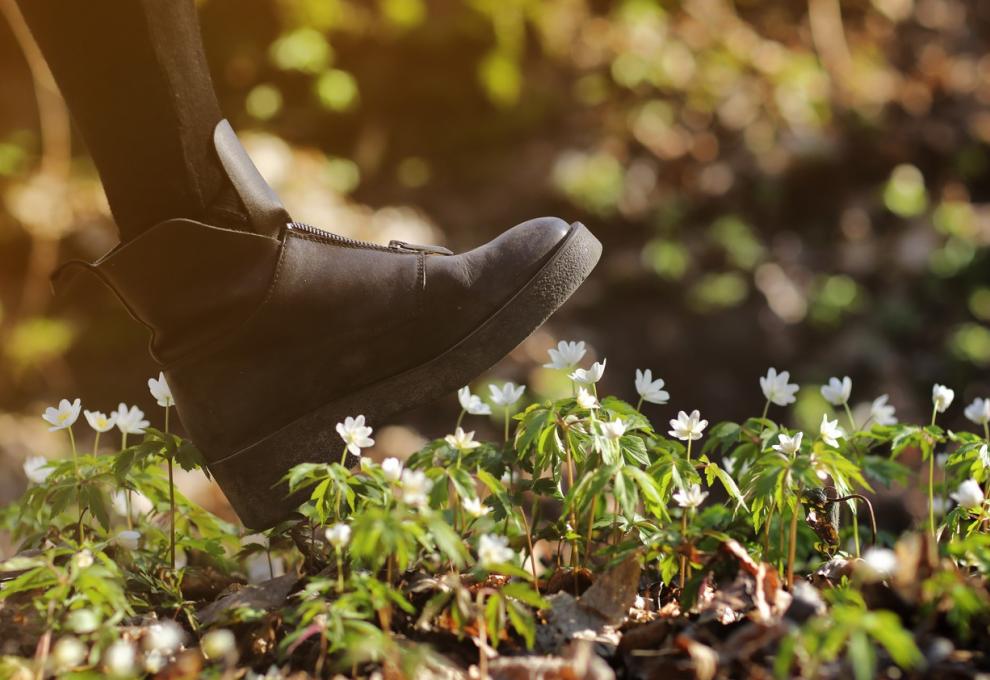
(501, 582), (549, 609)
(506, 598), (537, 649)
(706, 462), (748, 511)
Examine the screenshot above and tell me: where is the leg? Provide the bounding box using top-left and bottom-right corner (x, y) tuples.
(14, 0), (246, 240)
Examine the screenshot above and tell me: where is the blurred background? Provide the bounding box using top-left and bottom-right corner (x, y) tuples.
(1, 0), (989, 521)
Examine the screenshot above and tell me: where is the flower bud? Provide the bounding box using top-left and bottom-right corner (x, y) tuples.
(200, 629), (237, 662)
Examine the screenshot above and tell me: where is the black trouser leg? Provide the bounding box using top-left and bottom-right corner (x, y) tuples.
(15, 0), (246, 240)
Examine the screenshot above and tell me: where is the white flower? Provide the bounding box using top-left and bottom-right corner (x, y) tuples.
(870, 394), (898, 425)
(84, 410), (117, 433)
(200, 629), (237, 661)
(143, 621), (184, 654)
(569, 359), (606, 385)
(634, 369), (670, 405)
(42, 398), (81, 431)
(819, 415), (844, 448)
(964, 397), (990, 425)
(115, 530), (141, 551)
(772, 432), (804, 456)
(74, 550), (94, 569)
(979, 444), (990, 469)
(575, 387), (598, 409)
(110, 490), (154, 517)
(381, 457), (403, 483)
(398, 469), (432, 508)
(335, 415), (374, 456)
(820, 376), (852, 406)
(325, 523), (351, 549)
(858, 547), (897, 582)
(23, 456), (52, 484)
(445, 427), (482, 451)
(935, 452), (949, 467)
(114, 403), (149, 436)
(104, 640), (137, 678)
(500, 469), (518, 486)
(457, 386), (491, 416)
(932, 384), (955, 414)
(544, 340), (587, 370)
(477, 534), (514, 567)
(148, 372), (174, 407)
(462, 496), (491, 518)
(52, 636), (87, 670)
(668, 410), (708, 441)
(672, 484), (708, 509)
(601, 418), (626, 440)
(488, 382), (525, 408)
(760, 368), (799, 407)
(951, 479), (985, 510)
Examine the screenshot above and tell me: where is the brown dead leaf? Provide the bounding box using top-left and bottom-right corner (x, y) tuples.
(674, 634), (718, 680)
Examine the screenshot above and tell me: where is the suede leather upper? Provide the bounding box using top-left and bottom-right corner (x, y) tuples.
(82, 215), (571, 458)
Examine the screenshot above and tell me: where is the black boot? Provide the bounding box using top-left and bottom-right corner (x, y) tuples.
(55, 121), (602, 528)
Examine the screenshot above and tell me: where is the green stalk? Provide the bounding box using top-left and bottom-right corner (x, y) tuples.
(166, 406), (176, 571)
(519, 509), (539, 591)
(504, 408), (510, 443)
(455, 409), (465, 430)
(842, 402), (857, 433)
(929, 404), (938, 538)
(67, 427), (78, 475)
(92, 432), (100, 456)
(786, 502), (799, 588)
(851, 503), (860, 556)
(678, 439), (694, 589)
(335, 546), (344, 593)
(635, 396), (643, 411)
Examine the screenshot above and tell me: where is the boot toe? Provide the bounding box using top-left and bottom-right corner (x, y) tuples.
(491, 216), (572, 267)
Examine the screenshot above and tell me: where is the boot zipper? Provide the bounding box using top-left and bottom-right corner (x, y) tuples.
(288, 222), (452, 255)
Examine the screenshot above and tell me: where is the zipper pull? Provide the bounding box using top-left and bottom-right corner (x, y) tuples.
(388, 240), (454, 256)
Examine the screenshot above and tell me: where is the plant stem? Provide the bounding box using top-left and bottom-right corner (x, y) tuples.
(565, 441), (579, 568)
(786, 502), (799, 589)
(763, 503), (775, 559)
(851, 504), (860, 557)
(842, 402), (857, 433)
(635, 396), (643, 411)
(518, 509), (539, 591)
(168, 458), (176, 570)
(928, 451), (936, 539)
(165, 406), (176, 571)
(335, 547), (344, 593)
(585, 498), (596, 570)
(456, 409), (465, 430)
(92, 432), (100, 455)
(120, 431), (133, 529)
(678, 439), (693, 589)
(928, 404), (938, 538)
(67, 426), (77, 469)
(504, 408), (510, 443)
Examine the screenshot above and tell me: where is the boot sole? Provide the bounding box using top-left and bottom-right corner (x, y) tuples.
(210, 221), (602, 528)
